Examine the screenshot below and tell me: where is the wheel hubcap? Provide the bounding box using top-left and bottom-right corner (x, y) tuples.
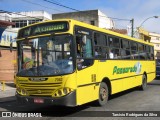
(100, 88), (107, 101)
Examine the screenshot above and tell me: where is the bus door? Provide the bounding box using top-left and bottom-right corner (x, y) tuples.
(75, 33), (98, 105)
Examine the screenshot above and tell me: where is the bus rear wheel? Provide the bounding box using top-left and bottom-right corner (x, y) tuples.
(97, 82), (108, 106)
(140, 75), (147, 90)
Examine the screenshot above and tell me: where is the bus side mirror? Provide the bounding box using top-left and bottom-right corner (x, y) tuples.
(10, 42), (13, 52)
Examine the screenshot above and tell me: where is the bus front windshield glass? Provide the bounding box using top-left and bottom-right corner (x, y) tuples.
(17, 35), (73, 77)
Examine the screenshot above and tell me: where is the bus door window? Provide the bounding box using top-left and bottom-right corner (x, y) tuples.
(76, 34), (93, 70)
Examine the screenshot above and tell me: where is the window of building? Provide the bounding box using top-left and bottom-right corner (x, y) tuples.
(90, 21), (95, 25)
(156, 37), (159, 40)
(12, 20), (27, 28)
(12, 19), (42, 28)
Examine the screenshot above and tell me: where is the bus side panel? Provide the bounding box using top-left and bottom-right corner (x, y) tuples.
(97, 60), (155, 95)
(76, 61), (99, 105)
(97, 60), (123, 94)
(147, 73), (156, 82)
(133, 61), (155, 87)
(133, 75), (142, 87)
(76, 85), (98, 105)
(123, 77), (135, 91)
(147, 61), (156, 82)
(110, 80), (123, 94)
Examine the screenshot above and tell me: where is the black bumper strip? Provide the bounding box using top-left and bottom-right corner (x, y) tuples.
(16, 90), (76, 107)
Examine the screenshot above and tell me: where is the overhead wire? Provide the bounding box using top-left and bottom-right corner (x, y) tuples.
(43, 0), (131, 21)
(20, 0), (64, 13)
(1, 0), (132, 22)
(0, 0), (133, 30)
(43, 0), (80, 12)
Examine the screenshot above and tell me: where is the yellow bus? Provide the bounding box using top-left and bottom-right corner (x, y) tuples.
(13, 19), (155, 106)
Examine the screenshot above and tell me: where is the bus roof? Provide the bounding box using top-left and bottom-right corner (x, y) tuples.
(69, 19), (153, 46)
(18, 19), (153, 46)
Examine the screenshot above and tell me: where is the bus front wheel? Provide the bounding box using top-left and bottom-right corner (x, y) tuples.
(97, 82), (108, 106)
(140, 75), (147, 90)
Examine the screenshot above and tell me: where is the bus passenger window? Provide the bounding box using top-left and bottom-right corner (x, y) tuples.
(109, 49), (114, 59)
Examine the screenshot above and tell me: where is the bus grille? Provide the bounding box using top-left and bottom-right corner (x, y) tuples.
(18, 82), (62, 96)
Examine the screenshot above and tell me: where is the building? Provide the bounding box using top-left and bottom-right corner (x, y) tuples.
(0, 11), (52, 46)
(0, 19), (15, 82)
(11, 11), (52, 31)
(135, 27), (151, 42)
(52, 9), (114, 29)
(109, 29), (127, 35)
(0, 11), (52, 81)
(149, 32), (160, 59)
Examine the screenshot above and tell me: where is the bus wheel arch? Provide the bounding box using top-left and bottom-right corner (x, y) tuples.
(143, 72), (147, 81)
(97, 78), (111, 106)
(101, 78), (111, 96)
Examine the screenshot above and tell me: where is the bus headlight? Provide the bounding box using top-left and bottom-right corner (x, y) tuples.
(21, 89), (28, 95)
(58, 90), (62, 96)
(63, 88), (67, 94)
(16, 86), (21, 93)
(16, 86), (28, 95)
(53, 88), (74, 97)
(21, 89), (26, 95)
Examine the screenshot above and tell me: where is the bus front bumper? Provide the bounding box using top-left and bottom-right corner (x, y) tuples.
(15, 91), (76, 107)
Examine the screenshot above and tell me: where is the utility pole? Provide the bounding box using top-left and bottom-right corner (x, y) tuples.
(130, 18), (134, 37)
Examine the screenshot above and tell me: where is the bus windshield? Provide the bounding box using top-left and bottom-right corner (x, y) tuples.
(17, 35), (74, 77)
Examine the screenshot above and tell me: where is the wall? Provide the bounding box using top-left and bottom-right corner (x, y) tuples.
(53, 10), (99, 26)
(0, 49), (17, 81)
(98, 10), (114, 29)
(0, 10), (52, 82)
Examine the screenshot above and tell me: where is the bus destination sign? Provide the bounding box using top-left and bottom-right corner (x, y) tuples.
(18, 21), (69, 38)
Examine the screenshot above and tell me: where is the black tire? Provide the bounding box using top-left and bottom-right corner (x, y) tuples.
(140, 75), (147, 91)
(97, 82), (109, 106)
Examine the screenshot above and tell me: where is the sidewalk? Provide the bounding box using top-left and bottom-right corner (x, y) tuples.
(0, 82), (16, 103)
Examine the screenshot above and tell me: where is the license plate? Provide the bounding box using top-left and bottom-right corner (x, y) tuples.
(34, 98), (44, 103)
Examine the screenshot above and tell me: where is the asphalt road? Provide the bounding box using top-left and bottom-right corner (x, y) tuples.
(0, 80), (160, 119)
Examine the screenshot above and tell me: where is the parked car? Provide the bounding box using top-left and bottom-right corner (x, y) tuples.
(156, 66), (160, 79)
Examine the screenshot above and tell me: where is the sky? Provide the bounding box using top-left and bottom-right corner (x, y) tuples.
(0, 0), (160, 33)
